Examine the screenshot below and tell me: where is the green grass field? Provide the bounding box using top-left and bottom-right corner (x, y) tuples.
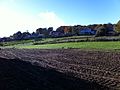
(7, 41), (120, 50)
(1, 36), (120, 50)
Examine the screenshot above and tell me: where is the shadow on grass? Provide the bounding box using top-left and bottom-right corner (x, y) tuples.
(0, 57), (109, 90)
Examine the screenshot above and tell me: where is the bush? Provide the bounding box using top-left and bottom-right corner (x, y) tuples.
(0, 43), (3, 46)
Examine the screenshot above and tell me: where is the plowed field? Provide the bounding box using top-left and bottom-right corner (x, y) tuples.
(0, 48), (120, 90)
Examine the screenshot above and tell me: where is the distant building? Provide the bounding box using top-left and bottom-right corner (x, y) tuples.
(80, 28), (96, 35)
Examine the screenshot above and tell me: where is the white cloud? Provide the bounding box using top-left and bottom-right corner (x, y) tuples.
(0, 6), (65, 37)
(38, 12), (65, 28)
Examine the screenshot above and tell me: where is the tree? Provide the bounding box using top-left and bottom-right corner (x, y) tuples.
(22, 31), (31, 39)
(115, 20), (120, 34)
(95, 25), (107, 37)
(72, 26), (80, 35)
(36, 28), (48, 37)
(13, 31), (22, 40)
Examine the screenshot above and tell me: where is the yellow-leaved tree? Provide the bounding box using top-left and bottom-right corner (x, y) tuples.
(115, 20), (120, 34)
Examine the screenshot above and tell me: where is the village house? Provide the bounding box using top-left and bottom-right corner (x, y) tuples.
(79, 26), (96, 35)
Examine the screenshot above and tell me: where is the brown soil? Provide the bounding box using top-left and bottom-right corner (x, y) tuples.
(0, 48), (120, 90)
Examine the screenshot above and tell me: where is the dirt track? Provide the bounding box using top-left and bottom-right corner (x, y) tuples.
(0, 48), (120, 90)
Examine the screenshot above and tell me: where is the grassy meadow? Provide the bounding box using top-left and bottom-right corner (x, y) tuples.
(1, 36), (120, 50)
(5, 41), (120, 50)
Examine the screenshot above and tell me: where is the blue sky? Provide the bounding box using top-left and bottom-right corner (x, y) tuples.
(0, 0), (120, 37)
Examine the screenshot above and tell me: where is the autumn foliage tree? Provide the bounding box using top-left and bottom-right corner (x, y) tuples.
(115, 20), (120, 34)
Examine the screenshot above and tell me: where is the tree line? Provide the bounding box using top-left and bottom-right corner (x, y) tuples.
(0, 20), (120, 42)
